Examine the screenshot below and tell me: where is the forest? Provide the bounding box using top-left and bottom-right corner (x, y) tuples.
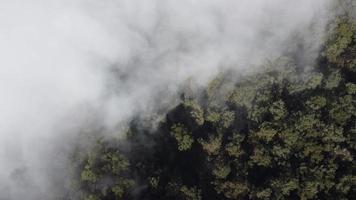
(69, 7), (356, 200)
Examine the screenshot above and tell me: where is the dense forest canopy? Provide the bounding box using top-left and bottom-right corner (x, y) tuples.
(69, 6), (356, 200)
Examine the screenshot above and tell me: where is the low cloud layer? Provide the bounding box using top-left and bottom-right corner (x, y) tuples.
(0, 0), (333, 199)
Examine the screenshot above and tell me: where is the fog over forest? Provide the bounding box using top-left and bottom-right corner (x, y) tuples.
(0, 0), (355, 199)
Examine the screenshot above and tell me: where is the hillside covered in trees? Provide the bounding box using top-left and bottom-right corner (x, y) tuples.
(69, 10), (356, 200)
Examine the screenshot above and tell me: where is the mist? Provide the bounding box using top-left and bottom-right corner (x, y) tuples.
(0, 0), (333, 199)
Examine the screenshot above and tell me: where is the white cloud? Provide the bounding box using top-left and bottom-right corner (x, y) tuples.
(0, 0), (332, 198)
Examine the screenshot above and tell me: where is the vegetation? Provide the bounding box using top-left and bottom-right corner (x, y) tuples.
(69, 12), (356, 200)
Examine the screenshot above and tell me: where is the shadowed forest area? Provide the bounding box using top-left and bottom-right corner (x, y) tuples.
(69, 7), (356, 200)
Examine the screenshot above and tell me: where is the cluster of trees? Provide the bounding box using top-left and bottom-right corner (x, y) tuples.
(69, 12), (355, 200)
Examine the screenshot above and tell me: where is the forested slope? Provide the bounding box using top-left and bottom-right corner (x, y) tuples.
(69, 13), (356, 200)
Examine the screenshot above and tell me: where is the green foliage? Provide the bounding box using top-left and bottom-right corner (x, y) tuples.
(255, 188), (272, 199)
(71, 139), (134, 200)
(215, 181), (249, 199)
(111, 180), (135, 198)
(183, 99), (205, 126)
(250, 147), (272, 167)
(324, 17), (356, 64)
(206, 110), (235, 129)
(346, 82), (356, 94)
(170, 123), (194, 151)
(212, 164), (231, 179)
(269, 100), (287, 120)
(225, 133), (245, 158)
(149, 177), (159, 188)
(102, 152), (130, 175)
(330, 95), (355, 125)
(324, 70), (342, 89)
(179, 185), (202, 200)
(306, 96), (327, 110)
(81, 165), (97, 183)
(198, 135), (222, 156)
(305, 73), (323, 89)
(253, 123), (278, 143)
(228, 85), (257, 109)
(83, 194), (99, 200)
